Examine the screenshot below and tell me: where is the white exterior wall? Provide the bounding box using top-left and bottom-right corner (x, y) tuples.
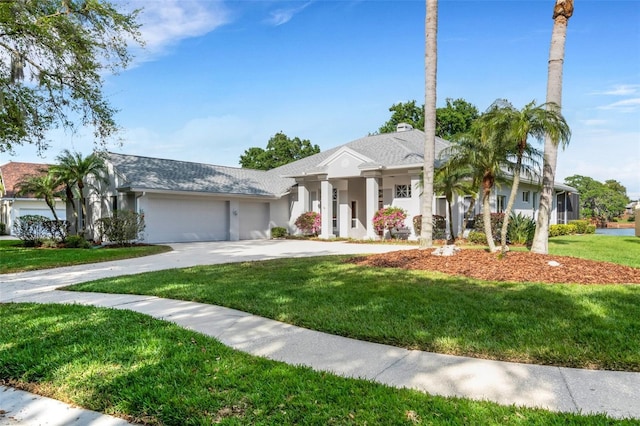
(2, 198), (66, 235)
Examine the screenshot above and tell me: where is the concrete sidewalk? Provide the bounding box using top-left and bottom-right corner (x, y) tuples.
(1, 240), (639, 424)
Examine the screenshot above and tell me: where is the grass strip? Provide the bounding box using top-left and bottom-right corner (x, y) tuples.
(0, 303), (630, 425)
(0, 240), (171, 274)
(67, 255), (640, 372)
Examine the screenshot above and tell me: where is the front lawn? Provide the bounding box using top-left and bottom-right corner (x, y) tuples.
(0, 303), (626, 425)
(548, 234), (639, 268)
(68, 254), (640, 371)
(0, 239), (171, 274)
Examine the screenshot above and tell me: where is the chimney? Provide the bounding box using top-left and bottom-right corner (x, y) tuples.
(396, 123), (413, 132)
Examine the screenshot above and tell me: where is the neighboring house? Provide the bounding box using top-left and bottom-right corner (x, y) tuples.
(0, 162), (66, 235)
(87, 125), (578, 243)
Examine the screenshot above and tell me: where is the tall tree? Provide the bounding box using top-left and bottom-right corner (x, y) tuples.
(531, 0), (574, 254)
(240, 132), (320, 170)
(481, 99), (569, 254)
(436, 98), (479, 140)
(420, 0), (438, 248)
(50, 150), (107, 234)
(378, 100), (425, 134)
(565, 175), (629, 222)
(0, 0), (142, 154)
(444, 123), (512, 253)
(16, 172), (62, 220)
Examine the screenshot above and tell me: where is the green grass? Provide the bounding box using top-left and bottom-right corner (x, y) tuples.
(0, 303), (629, 425)
(68, 254), (640, 371)
(548, 234), (640, 268)
(0, 239), (171, 274)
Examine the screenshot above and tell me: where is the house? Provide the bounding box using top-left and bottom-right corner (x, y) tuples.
(0, 162), (66, 235)
(85, 125), (577, 243)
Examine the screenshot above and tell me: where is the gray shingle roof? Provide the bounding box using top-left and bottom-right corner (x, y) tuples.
(108, 129), (448, 197)
(108, 153), (294, 197)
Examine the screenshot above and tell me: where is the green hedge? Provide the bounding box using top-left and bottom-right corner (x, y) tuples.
(568, 220), (589, 234)
(271, 227), (288, 238)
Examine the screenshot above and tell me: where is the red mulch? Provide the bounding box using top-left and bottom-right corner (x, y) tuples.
(346, 249), (640, 285)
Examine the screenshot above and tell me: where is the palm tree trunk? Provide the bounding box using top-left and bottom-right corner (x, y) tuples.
(420, 0), (438, 249)
(532, 0), (573, 254)
(462, 197), (476, 232)
(447, 195), (455, 243)
(482, 188), (497, 253)
(500, 169), (521, 254)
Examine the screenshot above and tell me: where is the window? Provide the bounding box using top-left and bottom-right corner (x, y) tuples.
(111, 195), (118, 212)
(378, 189), (384, 210)
(522, 191), (530, 203)
(395, 184), (411, 198)
(497, 195), (506, 213)
(351, 201), (357, 228)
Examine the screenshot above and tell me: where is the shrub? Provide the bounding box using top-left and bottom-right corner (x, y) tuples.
(271, 227), (288, 238)
(0, 223), (5, 235)
(507, 213), (536, 245)
(13, 215), (49, 247)
(585, 224), (596, 234)
(467, 231), (487, 244)
(412, 214), (446, 240)
(568, 220), (589, 234)
(41, 239), (60, 248)
(43, 220), (70, 242)
(65, 234), (91, 249)
(549, 224), (578, 237)
(473, 213), (505, 242)
(294, 211), (321, 235)
(96, 210), (146, 246)
(373, 206), (407, 234)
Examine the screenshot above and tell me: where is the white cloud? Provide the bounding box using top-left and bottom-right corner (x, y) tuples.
(597, 98), (640, 112)
(265, 1), (313, 26)
(579, 119), (608, 127)
(592, 84), (640, 96)
(129, 0), (231, 63)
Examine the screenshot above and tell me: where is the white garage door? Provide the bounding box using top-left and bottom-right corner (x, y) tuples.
(239, 202), (269, 240)
(144, 195), (228, 243)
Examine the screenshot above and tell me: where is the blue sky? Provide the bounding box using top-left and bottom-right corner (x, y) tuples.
(6, 0), (640, 200)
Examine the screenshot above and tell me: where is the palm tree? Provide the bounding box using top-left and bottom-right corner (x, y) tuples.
(16, 172), (63, 221)
(421, 0), (438, 249)
(532, 0), (574, 254)
(434, 162), (475, 243)
(444, 122), (512, 252)
(481, 100), (570, 254)
(50, 150), (107, 235)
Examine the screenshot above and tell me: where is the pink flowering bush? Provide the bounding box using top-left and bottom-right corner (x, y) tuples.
(372, 206), (407, 234)
(294, 211), (321, 235)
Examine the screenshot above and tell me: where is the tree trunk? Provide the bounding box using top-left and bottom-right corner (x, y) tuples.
(482, 188), (497, 253)
(500, 168), (521, 254)
(462, 197), (476, 232)
(447, 195), (455, 244)
(420, 0), (438, 249)
(532, 0), (573, 254)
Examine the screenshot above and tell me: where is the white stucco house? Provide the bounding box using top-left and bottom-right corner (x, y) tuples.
(81, 125), (578, 244)
(0, 162), (66, 235)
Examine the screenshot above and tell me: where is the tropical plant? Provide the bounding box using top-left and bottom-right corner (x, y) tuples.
(507, 213), (536, 245)
(434, 162), (475, 243)
(372, 207), (407, 235)
(532, 0), (575, 254)
(421, 0), (438, 249)
(15, 172), (63, 220)
(50, 150), (108, 235)
(480, 99), (570, 254)
(443, 120), (512, 252)
(294, 212), (321, 235)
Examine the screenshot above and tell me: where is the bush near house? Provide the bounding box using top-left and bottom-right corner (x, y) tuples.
(568, 220), (590, 234)
(294, 211), (321, 235)
(271, 227), (288, 238)
(412, 214), (446, 240)
(0, 223), (6, 235)
(506, 213), (536, 245)
(473, 213), (505, 242)
(373, 207), (407, 236)
(13, 215), (69, 247)
(96, 210), (145, 246)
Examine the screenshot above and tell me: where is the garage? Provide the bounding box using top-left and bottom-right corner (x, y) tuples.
(142, 194), (228, 243)
(239, 201), (270, 240)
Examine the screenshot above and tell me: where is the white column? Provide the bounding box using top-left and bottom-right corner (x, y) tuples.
(320, 179), (333, 239)
(339, 190), (349, 238)
(410, 174), (421, 237)
(298, 183), (309, 212)
(366, 176), (380, 239)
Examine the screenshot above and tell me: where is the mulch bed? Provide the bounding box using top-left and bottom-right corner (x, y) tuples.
(346, 249), (640, 285)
